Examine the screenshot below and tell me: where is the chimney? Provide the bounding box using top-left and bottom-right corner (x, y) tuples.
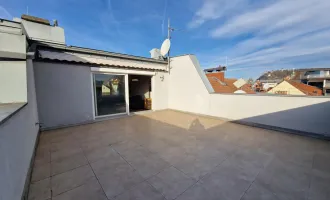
(20, 14), (65, 44)
(204, 65), (227, 82)
(206, 72), (225, 82)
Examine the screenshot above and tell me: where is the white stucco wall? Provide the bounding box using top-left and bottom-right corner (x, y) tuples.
(152, 71), (169, 110)
(0, 20), (26, 59)
(0, 61), (27, 103)
(168, 55), (330, 136)
(169, 55), (211, 115)
(0, 60), (39, 200)
(208, 94), (330, 135)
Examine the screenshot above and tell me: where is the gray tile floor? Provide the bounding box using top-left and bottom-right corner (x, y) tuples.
(28, 110), (330, 200)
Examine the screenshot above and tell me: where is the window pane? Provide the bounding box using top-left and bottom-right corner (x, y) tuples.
(94, 74), (126, 116)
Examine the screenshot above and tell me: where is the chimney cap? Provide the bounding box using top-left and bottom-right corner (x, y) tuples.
(21, 14), (50, 25)
(204, 66), (227, 73)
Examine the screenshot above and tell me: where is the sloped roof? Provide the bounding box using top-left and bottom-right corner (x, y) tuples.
(287, 80), (323, 96)
(207, 77), (236, 93)
(206, 74), (256, 94)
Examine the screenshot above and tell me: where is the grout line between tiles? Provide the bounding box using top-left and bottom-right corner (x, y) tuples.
(307, 147), (317, 200)
(78, 136), (111, 200)
(172, 155), (230, 200)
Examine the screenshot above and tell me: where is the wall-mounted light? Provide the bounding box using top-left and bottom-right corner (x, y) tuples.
(160, 75), (164, 81)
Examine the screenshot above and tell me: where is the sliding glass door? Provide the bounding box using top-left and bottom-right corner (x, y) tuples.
(93, 73), (127, 116)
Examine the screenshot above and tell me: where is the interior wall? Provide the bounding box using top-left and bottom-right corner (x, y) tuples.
(168, 55), (330, 136)
(34, 62), (94, 129)
(0, 60), (39, 200)
(129, 75), (151, 99)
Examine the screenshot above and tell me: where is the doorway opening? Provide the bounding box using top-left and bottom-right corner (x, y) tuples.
(128, 75), (152, 112)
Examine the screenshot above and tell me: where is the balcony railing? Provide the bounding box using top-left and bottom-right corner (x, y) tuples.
(301, 73), (330, 79)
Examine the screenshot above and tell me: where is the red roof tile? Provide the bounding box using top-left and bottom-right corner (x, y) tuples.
(206, 73), (256, 94)
(286, 80), (323, 96)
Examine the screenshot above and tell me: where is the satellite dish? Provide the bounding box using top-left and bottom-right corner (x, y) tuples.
(160, 39), (171, 57)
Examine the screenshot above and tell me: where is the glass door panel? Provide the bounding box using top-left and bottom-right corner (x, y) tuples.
(93, 74), (127, 116)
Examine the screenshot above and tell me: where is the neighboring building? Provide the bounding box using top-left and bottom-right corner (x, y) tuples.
(101, 85), (111, 95)
(205, 67), (255, 94)
(259, 68), (330, 95)
(268, 80), (323, 96)
(258, 69), (295, 81)
(297, 68), (330, 95)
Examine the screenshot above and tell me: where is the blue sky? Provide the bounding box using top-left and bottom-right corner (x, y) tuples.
(1, 0), (330, 79)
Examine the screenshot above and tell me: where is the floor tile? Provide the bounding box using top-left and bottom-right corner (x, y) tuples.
(119, 146), (170, 179)
(111, 140), (141, 153)
(241, 180), (279, 200)
(80, 137), (108, 151)
(97, 167), (144, 198)
(199, 159), (252, 200)
(91, 152), (132, 177)
(29, 110), (330, 200)
(85, 145), (116, 163)
(313, 152), (330, 172)
(156, 146), (188, 165)
(34, 147), (50, 167)
(308, 169), (330, 200)
(31, 163), (50, 183)
(148, 166), (195, 200)
(51, 165), (95, 196)
(51, 152), (88, 175)
(52, 179), (107, 200)
(254, 158), (310, 200)
(28, 178), (51, 200)
(115, 181), (165, 200)
(51, 140), (79, 152)
(175, 182), (214, 200)
(51, 145), (83, 162)
(173, 154), (223, 180)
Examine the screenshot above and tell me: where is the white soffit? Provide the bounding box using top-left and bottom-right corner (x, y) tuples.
(38, 50), (167, 71)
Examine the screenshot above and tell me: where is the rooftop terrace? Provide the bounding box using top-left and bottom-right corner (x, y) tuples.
(28, 110), (330, 200)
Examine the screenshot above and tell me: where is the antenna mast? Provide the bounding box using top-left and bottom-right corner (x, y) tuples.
(167, 18), (174, 73)
(167, 18), (171, 72)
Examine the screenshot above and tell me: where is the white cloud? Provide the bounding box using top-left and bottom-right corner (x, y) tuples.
(209, 0), (328, 38)
(188, 0), (249, 28)
(190, 0), (330, 77)
(0, 6), (12, 20)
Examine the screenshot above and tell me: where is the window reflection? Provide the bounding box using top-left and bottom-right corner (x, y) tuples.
(94, 74), (126, 116)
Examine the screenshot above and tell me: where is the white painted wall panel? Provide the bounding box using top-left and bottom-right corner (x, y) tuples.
(34, 62), (94, 128)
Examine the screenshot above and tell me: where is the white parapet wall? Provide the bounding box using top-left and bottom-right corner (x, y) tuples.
(0, 61), (27, 103)
(169, 55), (330, 136)
(0, 60), (39, 200)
